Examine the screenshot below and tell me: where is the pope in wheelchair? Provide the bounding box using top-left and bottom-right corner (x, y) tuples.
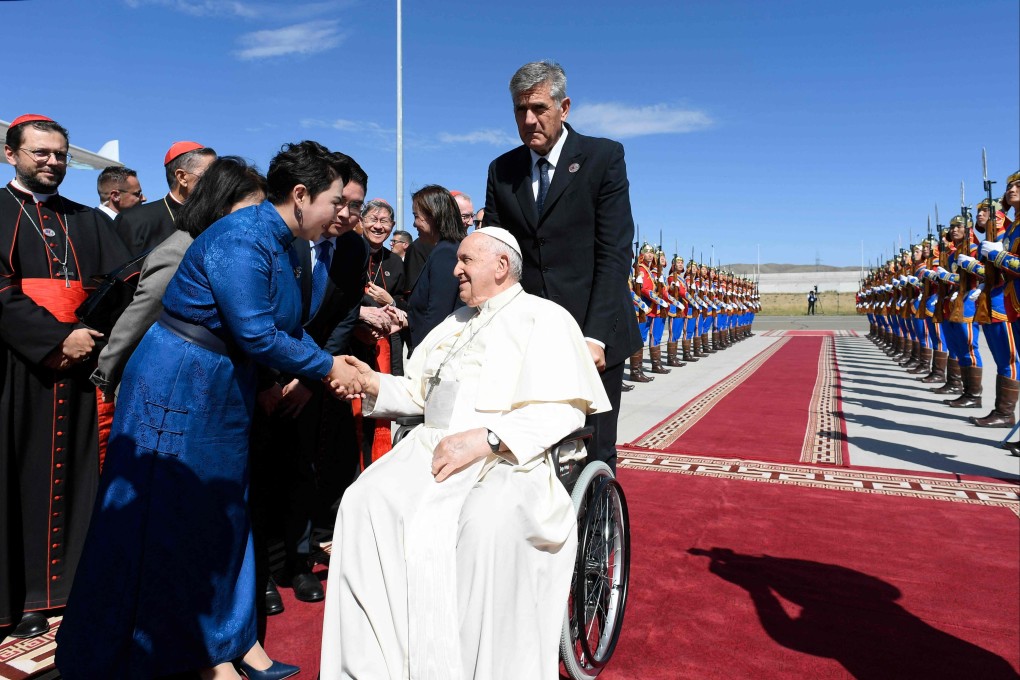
(320, 227), (611, 680)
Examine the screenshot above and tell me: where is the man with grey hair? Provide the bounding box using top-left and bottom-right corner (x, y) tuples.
(320, 227), (609, 680)
(484, 59), (641, 471)
(96, 165), (144, 220)
(452, 190), (475, 232)
(114, 141), (216, 256)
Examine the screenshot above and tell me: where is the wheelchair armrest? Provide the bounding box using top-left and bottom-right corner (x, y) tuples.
(550, 426), (594, 488)
(395, 415), (425, 427)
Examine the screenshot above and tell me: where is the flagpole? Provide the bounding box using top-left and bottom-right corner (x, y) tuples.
(396, 0), (404, 227)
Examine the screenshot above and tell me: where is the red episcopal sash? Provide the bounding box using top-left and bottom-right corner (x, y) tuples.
(20, 277), (87, 321)
(20, 277), (114, 469)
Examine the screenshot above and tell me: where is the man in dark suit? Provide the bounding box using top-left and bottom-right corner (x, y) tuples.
(113, 142), (216, 256)
(484, 60), (641, 471)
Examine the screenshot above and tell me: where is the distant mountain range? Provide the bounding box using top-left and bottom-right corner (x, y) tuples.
(722, 263), (863, 275)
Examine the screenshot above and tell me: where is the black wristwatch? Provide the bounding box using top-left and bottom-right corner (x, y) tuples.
(486, 429), (501, 453)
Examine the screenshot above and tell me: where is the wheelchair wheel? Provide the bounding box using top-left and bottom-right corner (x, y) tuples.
(559, 462), (630, 680)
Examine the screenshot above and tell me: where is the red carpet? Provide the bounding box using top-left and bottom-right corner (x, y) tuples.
(600, 464), (1020, 680)
(629, 337), (849, 466)
(264, 565), (327, 679)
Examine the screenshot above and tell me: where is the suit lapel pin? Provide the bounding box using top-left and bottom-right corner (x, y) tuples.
(568, 162), (580, 173)
(294, 266), (302, 279)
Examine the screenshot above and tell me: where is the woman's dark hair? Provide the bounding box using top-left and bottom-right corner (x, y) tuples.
(411, 184), (466, 243)
(176, 156), (268, 239)
(266, 140), (350, 205)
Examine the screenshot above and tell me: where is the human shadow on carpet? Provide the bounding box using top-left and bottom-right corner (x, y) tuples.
(689, 547), (1020, 680)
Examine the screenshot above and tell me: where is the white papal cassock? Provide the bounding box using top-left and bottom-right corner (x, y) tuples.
(320, 283), (610, 680)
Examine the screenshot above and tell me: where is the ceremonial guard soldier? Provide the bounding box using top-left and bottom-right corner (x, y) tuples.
(939, 216), (984, 407)
(917, 235), (949, 383)
(667, 255), (697, 364)
(966, 198), (1016, 427)
(629, 244), (654, 382)
(981, 170), (1020, 451)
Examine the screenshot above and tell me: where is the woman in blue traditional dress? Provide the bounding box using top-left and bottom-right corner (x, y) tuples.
(56, 141), (360, 680)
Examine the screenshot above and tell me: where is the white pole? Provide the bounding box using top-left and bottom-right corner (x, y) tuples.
(396, 0), (404, 228)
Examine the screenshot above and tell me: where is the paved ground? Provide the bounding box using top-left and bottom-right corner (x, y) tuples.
(617, 322), (1020, 481)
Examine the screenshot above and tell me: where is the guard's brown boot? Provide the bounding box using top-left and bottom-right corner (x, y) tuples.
(919, 350), (947, 382)
(908, 347), (932, 374)
(650, 346), (671, 374)
(945, 365), (983, 408)
(931, 358), (964, 394)
(682, 339), (699, 362)
(666, 341), (685, 367)
(893, 336), (910, 360)
(900, 340), (921, 368)
(702, 333), (717, 353)
(629, 350), (653, 383)
(712, 331), (723, 351)
(970, 375), (1018, 427)
(884, 335), (900, 356)
(693, 335), (708, 358)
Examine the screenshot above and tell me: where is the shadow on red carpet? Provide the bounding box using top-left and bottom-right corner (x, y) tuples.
(598, 467), (1020, 680)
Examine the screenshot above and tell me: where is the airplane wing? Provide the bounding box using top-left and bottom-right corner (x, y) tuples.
(0, 119), (121, 170)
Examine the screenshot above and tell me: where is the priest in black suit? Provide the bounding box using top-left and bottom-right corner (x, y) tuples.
(483, 60), (641, 470)
(113, 141), (216, 256)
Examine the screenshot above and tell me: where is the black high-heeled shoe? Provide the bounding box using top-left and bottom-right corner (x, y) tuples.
(236, 659), (300, 680)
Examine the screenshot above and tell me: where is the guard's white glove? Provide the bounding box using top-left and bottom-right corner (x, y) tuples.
(966, 287), (982, 301)
(956, 254), (977, 268)
(979, 241), (1004, 258)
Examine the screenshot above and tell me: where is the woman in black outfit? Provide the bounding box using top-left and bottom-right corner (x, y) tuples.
(405, 184), (466, 354)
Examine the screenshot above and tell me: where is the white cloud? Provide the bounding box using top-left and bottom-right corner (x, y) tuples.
(235, 20), (344, 60)
(124, 0), (343, 20)
(570, 102), (713, 139)
(124, 0), (262, 17)
(301, 118), (390, 135)
(437, 129), (517, 147)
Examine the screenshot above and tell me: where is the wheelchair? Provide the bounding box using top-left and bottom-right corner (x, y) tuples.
(391, 417), (630, 680)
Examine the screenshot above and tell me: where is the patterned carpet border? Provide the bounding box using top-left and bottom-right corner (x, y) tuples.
(618, 449), (1020, 516)
(800, 336), (848, 465)
(0, 618), (60, 680)
(629, 337), (790, 449)
(760, 329), (859, 337)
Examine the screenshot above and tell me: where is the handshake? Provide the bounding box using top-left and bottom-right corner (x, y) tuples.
(323, 354), (380, 400)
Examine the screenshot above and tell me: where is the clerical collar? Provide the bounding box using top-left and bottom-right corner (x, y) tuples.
(10, 178), (57, 205)
(476, 282), (524, 315)
(529, 126), (569, 170)
(166, 192), (185, 206)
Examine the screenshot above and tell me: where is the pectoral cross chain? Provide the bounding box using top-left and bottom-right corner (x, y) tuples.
(425, 375), (442, 402)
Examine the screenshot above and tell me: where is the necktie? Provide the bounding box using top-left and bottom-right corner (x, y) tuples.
(310, 240), (333, 315)
(536, 158), (551, 216)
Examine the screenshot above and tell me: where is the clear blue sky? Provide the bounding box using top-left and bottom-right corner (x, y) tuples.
(3, 0), (1017, 267)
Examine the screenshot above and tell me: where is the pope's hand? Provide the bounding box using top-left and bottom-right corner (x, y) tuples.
(432, 428), (490, 483)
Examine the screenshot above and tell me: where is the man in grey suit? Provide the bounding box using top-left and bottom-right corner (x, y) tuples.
(484, 60), (641, 470)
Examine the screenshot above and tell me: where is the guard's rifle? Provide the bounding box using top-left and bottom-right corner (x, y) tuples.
(632, 229), (645, 324)
(983, 148), (997, 244)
